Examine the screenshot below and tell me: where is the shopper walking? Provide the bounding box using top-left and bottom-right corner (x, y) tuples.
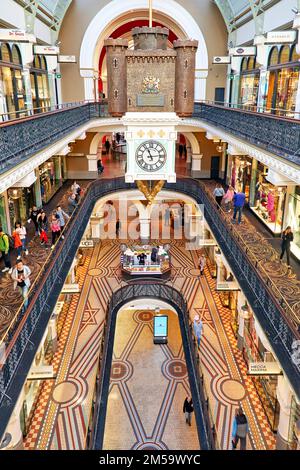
(164, 206), (170, 226)
(37, 210), (48, 246)
(105, 139), (111, 155)
(199, 254), (206, 276)
(97, 158), (104, 174)
(50, 214), (61, 249)
(280, 226), (293, 267)
(223, 185), (235, 212)
(0, 227), (12, 274)
(183, 397), (194, 426)
(28, 205), (40, 235)
(232, 407), (249, 450)
(116, 219), (121, 237)
(11, 260), (31, 308)
(71, 181), (80, 195)
(213, 183), (225, 208)
(68, 193), (77, 215)
(193, 314), (203, 348)
(232, 191), (246, 224)
(55, 205), (70, 239)
(13, 222), (29, 259)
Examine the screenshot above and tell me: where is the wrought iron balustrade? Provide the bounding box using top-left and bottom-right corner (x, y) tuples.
(0, 176), (299, 443)
(193, 102), (300, 166)
(0, 101), (109, 175)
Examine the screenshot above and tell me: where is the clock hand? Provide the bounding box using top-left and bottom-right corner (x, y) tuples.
(147, 149), (153, 161)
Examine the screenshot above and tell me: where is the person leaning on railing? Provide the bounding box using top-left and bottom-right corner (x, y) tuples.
(68, 193), (78, 215)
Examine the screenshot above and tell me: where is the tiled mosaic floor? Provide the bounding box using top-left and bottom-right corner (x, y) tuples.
(103, 309), (199, 450)
(24, 238), (276, 450)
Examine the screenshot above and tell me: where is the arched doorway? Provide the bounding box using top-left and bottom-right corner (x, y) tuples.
(90, 284), (214, 450)
(79, 0), (208, 101)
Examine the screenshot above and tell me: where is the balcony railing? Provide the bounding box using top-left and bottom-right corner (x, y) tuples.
(0, 101), (109, 175)
(193, 101), (300, 166)
(88, 283), (217, 450)
(0, 176), (299, 442)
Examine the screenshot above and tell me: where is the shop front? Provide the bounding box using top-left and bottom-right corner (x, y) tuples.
(0, 193), (9, 233)
(30, 55), (51, 111)
(7, 185), (36, 227)
(285, 186), (300, 259)
(0, 42), (27, 119)
(39, 156), (65, 204)
(265, 44), (300, 117)
(228, 155), (252, 200)
(243, 316), (280, 432)
(238, 56), (260, 107)
(248, 161), (286, 234)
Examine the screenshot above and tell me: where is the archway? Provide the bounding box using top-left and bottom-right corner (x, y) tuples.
(79, 0), (208, 101)
(90, 284), (212, 450)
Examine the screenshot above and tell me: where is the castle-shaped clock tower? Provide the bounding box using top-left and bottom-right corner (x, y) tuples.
(104, 26), (198, 184)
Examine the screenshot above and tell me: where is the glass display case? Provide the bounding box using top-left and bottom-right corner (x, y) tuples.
(121, 244), (171, 279)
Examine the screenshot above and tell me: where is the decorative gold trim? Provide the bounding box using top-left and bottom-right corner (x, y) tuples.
(136, 180), (165, 205)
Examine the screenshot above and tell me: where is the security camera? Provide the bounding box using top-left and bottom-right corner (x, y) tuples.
(292, 7), (299, 14)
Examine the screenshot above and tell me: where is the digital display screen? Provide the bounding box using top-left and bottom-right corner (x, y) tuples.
(153, 316), (168, 337)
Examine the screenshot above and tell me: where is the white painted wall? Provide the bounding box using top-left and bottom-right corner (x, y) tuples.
(235, 0), (296, 46)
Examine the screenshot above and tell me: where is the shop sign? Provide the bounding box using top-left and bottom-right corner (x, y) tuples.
(0, 29), (35, 42)
(248, 362), (282, 376)
(80, 239), (94, 248)
(34, 45), (59, 55)
(216, 281), (239, 291)
(58, 55), (76, 63)
(213, 56), (231, 64)
(28, 365), (55, 380)
(230, 47), (256, 56)
(266, 31), (296, 44)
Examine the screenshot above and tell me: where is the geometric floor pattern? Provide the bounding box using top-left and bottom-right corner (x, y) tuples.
(103, 309), (199, 450)
(24, 237), (276, 450)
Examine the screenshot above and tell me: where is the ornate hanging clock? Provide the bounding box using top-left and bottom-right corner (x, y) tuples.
(135, 140), (167, 172)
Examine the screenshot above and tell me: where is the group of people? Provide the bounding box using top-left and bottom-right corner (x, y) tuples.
(183, 395), (249, 450)
(213, 183), (245, 224)
(213, 183), (294, 268)
(0, 181), (82, 309)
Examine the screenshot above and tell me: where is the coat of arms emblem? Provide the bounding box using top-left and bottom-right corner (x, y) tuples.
(142, 75), (160, 94)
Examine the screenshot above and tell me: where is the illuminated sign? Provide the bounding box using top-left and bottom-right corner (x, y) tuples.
(213, 56), (231, 64)
(34, 45), (59, 55)
(230, 47), (256, 56)
(266, 31), (296, 44)
(154, 315), (168, 337)
(58, 55), (76, 63)
(248, 362), (282, 376)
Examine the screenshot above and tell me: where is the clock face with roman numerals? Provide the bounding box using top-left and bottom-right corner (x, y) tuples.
(135, 140), (167, 172)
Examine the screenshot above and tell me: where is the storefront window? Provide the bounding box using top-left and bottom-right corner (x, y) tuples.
(0, 195), (8, 233)
(286, 186), (300, 260)
(229, 156), (252, 200)
(266, 44), (300, 116)
(39, 157), (64, 204)
(0, 43), (26, 119)
(249, 164), (286, 234)
(8, 186), (36, 227)
(30, 54), (51, 111)
(239, 56), (260, 106)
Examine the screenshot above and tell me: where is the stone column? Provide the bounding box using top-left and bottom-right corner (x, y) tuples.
(86, 154), (98, 179)
(186, 145), (192, 170)
(34, 169), (42, 209)
(140, 217), (151, 242)
(276, 376), (293, 449)
(90, 216), (102, 239)
(48, 317), (58, 353)
(293, 12), (300, 117)
(191, 154), (202, 178)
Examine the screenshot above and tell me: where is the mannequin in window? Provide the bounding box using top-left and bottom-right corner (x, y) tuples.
(267, 189), (275, 222)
